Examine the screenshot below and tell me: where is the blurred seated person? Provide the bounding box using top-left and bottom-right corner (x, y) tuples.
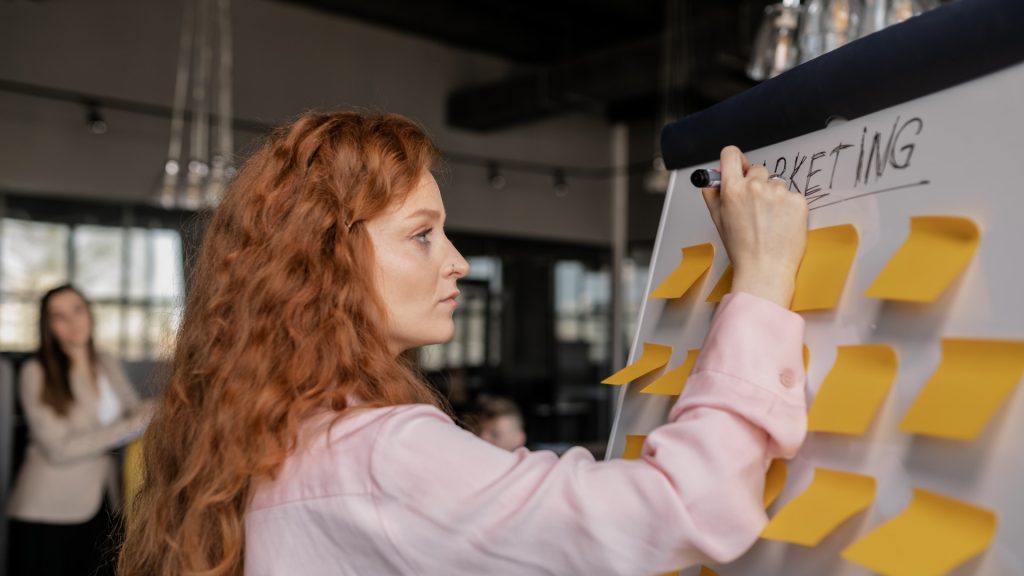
(463, 395), (526, 451)
(6, 284), (154, 576)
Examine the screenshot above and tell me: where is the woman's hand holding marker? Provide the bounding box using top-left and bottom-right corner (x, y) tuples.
(701, 146), (808, 308)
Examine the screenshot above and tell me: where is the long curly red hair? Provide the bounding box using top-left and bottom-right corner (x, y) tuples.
(118, 111), (447, 575)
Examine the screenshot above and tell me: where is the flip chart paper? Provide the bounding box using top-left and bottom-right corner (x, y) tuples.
(649, 244), (715, 299)
(791, 224), (859, 311)
(622, 435), (646, 460)
(841, 488), (997, 576)
(602, 343), (673, 385)
(764, 459), (788, 508)
(640, 349), (700, 396)
(865, 216), (979, 302)
(808, 345), (898, 435)
(706, 265), (733, 303)
(900, 338), (1024, 440)
(761, 468), (876, 546)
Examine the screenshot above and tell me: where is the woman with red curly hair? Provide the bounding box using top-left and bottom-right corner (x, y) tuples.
(118, 111), (808, 576)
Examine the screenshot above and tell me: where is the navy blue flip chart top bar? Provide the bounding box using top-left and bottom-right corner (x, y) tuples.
(660, 0), (1024, 170)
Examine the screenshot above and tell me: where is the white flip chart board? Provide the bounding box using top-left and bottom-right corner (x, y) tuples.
(607, 36), (1024, 576)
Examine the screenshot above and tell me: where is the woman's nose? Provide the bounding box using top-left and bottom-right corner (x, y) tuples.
(447, 247), (470, 278)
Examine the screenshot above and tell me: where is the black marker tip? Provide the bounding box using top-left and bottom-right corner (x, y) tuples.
(690, 169), (710, 188)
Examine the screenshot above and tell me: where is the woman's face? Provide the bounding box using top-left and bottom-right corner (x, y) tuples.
(364, 172), (469, 354)
(480, 415), (527, 451)
(46, 289), (93, 352)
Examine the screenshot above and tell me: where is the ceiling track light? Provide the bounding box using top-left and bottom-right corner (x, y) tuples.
(553, 169), (569, 197)
(487, 161), (506, 190)
(85, 100), (107, 135)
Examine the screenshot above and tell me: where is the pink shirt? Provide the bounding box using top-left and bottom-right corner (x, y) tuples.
(245, 292), (806, 575)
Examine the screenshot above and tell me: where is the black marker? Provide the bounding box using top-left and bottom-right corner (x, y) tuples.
(690, 168), (721, 188)
(691, 168), (788, 188)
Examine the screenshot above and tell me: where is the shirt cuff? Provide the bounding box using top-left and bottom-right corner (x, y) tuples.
(670, 291), (807, 458)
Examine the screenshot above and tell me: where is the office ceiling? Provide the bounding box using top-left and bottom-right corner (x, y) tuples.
(280, 0), (769, 130)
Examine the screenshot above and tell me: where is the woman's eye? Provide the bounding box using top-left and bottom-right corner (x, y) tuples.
(413, 229), (432, 243)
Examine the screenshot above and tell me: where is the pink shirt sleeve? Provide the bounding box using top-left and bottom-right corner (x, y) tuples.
(369, 292), (806, 575)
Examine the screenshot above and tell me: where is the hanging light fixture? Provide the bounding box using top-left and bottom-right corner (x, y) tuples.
(860, 0), (889, 37)
(645, 0), (687, 194)
(758, 0), (942, 80)
(643, 156), (670, 194)
(885, 0), (930, 26)
(159, 0), (234, 210)
(798, 0), (824, 63)
(821, 0), (862, 53)
(747, 0), (802, 81)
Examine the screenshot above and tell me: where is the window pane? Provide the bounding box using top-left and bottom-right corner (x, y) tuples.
(92, 303), (122, 356)
(419, 344), (445, 372)
(74, 225), (124, 299)
(585, 269), (610, 307)
(148, 305), (181, 360)
(446, 336), (464, 368)
(554, 261), (584, 316)
(1, 218), (69, 294)
(127, 228), (149, 301)
(0, 300), (39, 351)
(623, 259), (650, 346)
(557, 318), (579, 341)
(122, 305), (147, 360)
(465, 299), (486, 366)
(554, 260), (612, 366)
(465, 256), (502, 292)
(151, 230), (184, 300)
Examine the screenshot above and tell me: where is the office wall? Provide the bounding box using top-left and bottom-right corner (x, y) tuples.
(0, 0), (615, 245)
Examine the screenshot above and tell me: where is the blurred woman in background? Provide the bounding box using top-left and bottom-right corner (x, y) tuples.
(6, 284), (153, 576)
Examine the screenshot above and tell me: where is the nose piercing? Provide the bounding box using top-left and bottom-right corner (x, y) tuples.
(449, 264), (456, 274)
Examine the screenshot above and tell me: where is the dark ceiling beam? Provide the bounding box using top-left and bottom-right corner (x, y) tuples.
(447, 36), (662, 131)
(279, 0), (662, 64)
(446, 37), (757, 131)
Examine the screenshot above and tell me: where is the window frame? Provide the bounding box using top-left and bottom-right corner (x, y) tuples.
(0, 191), (195, 360)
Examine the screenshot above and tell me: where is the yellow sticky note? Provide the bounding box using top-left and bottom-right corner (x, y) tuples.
(699, 567), (721, 576)
(865, 216), (980, 302)
(761, 468), (876, 546)
(623, 434), (646, 460)
(842, 488), (997, 576)
(803, 344), (810, 371)
(809, 345), (898, 435)
(791, 224), (859, 311)
(640, 349), (700, 396)
(764, 459), (788, 508)
(601, 343), (673, 385)
(706, 265), (733, 303)
(650, 244), (715, 299)
(900, 338), (1024, 440)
